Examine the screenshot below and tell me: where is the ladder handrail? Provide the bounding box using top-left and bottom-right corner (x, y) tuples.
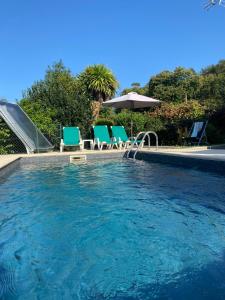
(133, 131), (158, 159)
(126, 131), (158, 159)
(126, 131), (145, 158)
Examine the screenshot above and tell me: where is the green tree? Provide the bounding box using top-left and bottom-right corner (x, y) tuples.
(199, 60), (225, 105)
(19, 99), (58, 143)
(23, 61), (94, 139)
(201, 60), (225, 75)
(121, 86), (147, 96)
(24, 61), (79, 124)
(121, 82), (148, 96)
(131, 82), (141, 88)
(78, 64), (119, 103)
(148, 67), (200, 102)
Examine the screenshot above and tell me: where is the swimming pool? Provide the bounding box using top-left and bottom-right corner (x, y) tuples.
(1, 159), (225, 299)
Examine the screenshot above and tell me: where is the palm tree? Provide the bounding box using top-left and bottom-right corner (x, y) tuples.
(79, 64), (119, 104)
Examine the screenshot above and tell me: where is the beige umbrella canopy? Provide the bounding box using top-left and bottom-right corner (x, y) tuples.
(103, 92), (161, 137)
(103, 92), (161, 109)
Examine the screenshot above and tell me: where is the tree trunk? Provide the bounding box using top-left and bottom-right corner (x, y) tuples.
(91, 101), (101, 120)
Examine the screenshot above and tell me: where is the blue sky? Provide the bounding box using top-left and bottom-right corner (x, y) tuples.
(0, 0), (225, 101)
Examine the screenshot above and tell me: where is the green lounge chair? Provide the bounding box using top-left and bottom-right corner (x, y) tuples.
(92, 125), (118, 150)
(111, 125), (144, 149)
(60, 127), (83, 152)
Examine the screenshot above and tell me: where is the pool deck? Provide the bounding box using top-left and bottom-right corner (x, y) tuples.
(1, 146), (225, 172)
(142, 148), (225, 161)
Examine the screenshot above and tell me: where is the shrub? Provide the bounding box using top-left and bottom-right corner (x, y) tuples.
(150, 101), (206, 145)
(206, 123), (224, 144)
(98, 107), (115, 119)
(95, 101), (224, 145)
(0, 118), (13, 154)
(207, 105), (225, 144)
(19, 99), (59, 146)
(113, 110), (145, 136)
(151, 100), (205, 124)
(144, 113), (165, 132)
(94, 118), (114, 127)
(0, 118), (26, 154)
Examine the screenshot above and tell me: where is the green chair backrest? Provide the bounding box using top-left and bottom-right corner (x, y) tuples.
(93, 125), (111, 143)
(63, 127), (80, 145)
(111, 126), (129, 142)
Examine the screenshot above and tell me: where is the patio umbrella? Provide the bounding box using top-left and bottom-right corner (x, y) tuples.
(103, 92), (161, 109)
(103, 92), (161, 136)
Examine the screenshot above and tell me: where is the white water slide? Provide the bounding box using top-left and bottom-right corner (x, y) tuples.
(0, 101), (54, 154)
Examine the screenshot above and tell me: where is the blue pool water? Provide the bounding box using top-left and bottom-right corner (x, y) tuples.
(0, 159), (225, 299)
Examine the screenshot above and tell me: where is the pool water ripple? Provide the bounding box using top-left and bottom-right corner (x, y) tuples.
(0, 159), (225, 299)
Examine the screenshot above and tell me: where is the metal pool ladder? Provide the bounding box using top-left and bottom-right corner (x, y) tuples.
(126, 131), (158, 160)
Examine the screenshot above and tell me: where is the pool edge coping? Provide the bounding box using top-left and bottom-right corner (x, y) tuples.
(0, 151), (126, 179)
(133, 150), (225, 176)
(1, 147), (225, 179)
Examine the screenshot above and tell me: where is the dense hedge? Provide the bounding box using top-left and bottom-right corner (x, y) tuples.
(96, 101), (225, 145)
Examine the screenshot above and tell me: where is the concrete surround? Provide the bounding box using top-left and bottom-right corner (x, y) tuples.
(0, 150), (126, 179)
(1, 147), (225, 179)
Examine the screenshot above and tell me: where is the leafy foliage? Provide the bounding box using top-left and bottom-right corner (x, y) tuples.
(199, 61), (225, 105)
(207, 106), (225, 144)
(150, 101), (206, 145)
(78, 64), (119, 103)
(19, 99), (58, 144)
(22, 61), (94, 141)
(120, 60), (225, 145)
(94, 118), (114, 127)
(121, 82), (148, 96)
(0, 117), (27, 154)
(151, 100), (205, 124)
(202, 60), (225, 76)
(114, 110), (146, 136)
(0, 118), (13, 154)
(97, 109), (165, 137)
(147, 67), (200, 102)
(1, 59), (225, 154)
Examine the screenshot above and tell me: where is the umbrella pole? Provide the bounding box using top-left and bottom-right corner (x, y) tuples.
(131, 120), (133, 138)
(131, 103), (134, 138)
